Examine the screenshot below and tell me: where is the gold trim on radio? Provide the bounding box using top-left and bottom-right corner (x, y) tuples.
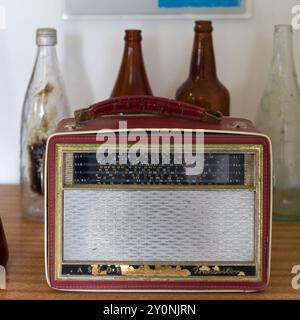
(54, 141), (263, 283)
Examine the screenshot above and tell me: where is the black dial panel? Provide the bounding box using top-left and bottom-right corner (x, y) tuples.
(73, 152), (245, 185)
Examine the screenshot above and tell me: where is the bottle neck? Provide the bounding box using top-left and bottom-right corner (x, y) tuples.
(122, 39), (149, 79)
(32, 45), (60, 80)
(189, 31), (217, 81)
(270, 26), (297, 78)
(111, 33), (153, 97)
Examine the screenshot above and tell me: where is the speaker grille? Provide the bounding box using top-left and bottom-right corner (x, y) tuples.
(63, 190), (255, 263)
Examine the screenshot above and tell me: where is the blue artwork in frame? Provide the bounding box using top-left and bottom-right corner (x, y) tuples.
(159, 0), (242, 8)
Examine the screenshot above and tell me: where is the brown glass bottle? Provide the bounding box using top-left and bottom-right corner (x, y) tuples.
(111, 30), (153, 97)
(0, 217), (8, 268)
(176, 21), (230, 116)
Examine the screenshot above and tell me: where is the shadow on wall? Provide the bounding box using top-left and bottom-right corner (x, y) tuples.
(0, 32), (18, 182)
(141, 32), (159, 97)
(62, 34), (94, 112)
(233, 26), (271, 120)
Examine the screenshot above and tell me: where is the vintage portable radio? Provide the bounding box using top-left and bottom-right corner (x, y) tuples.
(45, 96), (272, 292)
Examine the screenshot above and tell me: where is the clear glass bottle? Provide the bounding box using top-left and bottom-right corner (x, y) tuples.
(256, 25), (300, 221)
(20, 28), (70, 221)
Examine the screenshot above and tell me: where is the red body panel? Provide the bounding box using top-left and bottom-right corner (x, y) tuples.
(47, 133), (271, 292)
(46, 96), (271, 292)
(56, 115), (258, 135)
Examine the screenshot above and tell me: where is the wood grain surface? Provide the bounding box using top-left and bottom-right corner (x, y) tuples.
(0, 185), (299, 300)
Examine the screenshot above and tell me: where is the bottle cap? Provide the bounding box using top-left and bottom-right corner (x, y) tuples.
(194, 21), (213, 33)
(36, 28), (57, 46)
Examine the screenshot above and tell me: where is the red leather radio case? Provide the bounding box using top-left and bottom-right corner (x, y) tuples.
(45, 96), (272, 292)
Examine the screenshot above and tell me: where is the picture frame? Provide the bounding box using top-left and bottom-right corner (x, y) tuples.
(63, 0), (252, 20)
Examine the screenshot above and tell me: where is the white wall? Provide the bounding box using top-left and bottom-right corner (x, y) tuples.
(0, 0), (299, 184)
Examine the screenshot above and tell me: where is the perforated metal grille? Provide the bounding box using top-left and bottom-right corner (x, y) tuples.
(63, 190), (255, 263)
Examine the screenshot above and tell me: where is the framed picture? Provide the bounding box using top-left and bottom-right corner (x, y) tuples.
(63, 0), (252, 20)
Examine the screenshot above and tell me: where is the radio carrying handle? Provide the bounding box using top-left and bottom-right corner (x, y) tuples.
(74, 96), (222, 124)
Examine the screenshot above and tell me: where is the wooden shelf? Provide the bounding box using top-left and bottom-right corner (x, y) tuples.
(0, 185), (299, 300)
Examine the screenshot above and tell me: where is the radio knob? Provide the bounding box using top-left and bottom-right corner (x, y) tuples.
(228, 121), (248, 129)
